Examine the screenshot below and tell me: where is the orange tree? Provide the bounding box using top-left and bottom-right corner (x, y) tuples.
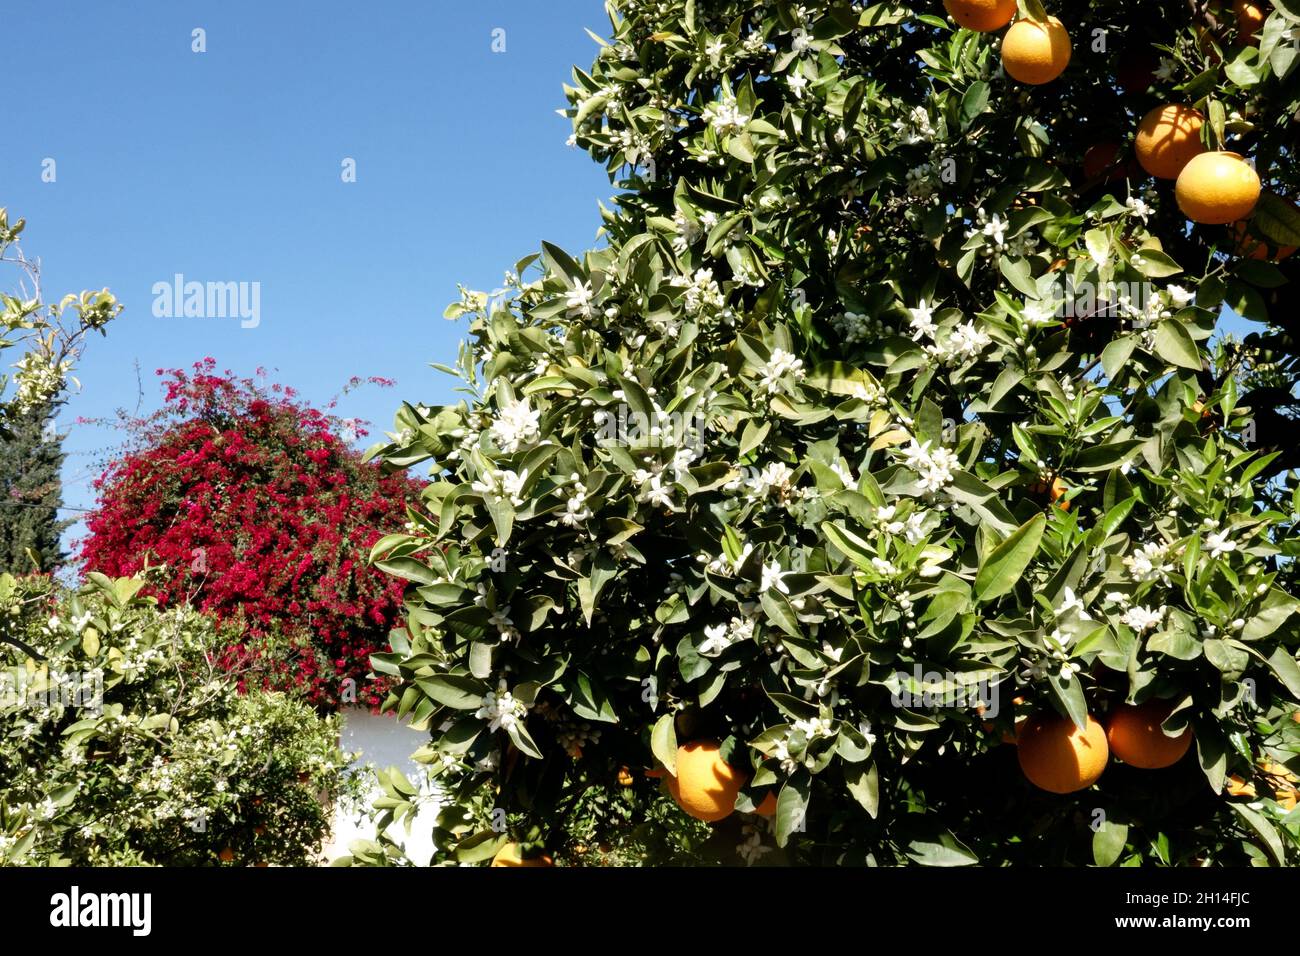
(363, 0), (1300, 865)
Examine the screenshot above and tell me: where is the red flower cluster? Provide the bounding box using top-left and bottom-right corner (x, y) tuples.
(80, 359), (422, 708)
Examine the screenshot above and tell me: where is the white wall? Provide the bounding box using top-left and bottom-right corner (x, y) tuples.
(322, 708), (440, 866)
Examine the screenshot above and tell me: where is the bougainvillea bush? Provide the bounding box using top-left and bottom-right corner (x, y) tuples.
(81, 360), (422, 708)
(363, 0), (1300, 865)
(0, 572), (354, 866)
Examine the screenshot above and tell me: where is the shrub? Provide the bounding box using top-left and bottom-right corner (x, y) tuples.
(80, 360), (423, 708)
(0, 572), (355, 866)
(365, 0), (1300, 865)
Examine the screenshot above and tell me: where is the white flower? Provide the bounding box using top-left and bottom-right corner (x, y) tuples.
(700, 617), (754, 657)
(1022, 298), (1057, 326)
(771, 738), (799, 774)
(902, 511), (927, 545)
(472, 468), (529, 506)
(756, 348), (806, 395)
(747, 461), (795, 500)
(678, 267), (725, 316)
(870, 557), (897, 577)
(640, 474), (675, 509)
(1055, 586), (1092, 621)
(1044, 628), (1073, 657)
(793, 716), (835, 739)
(488, 608), (516, 639)
(1166, 284), (1194, 308)
(564, 280), (595, 319)
(760, 560), (789, 594)
(1154, 57), (1176, 81)
(907, 299), (938, 340)
(790, 26), (813, 54)
(560, 492), (593, 527)
(700, 623), (731, 657)
(672, 211), (703, 253)
(1123, 541), (1173, 584)
(1121, 604), (1166, 633)
(702, 96), (750, 135)
(788, 72), (808, 98)
(737, 824), (773, 865)
(982, 213), (1008, 247)
(899, 439), (959, 494)
(932, 320), (991, 365)
(488, 398), (541, 453)
(1125, 195), (1152, 221)
(476, 680), (532, 732)
(1205, 530), (1236, 559)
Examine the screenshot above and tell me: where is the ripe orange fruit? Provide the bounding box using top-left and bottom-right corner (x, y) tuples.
(1231, 197), (1300, 260)
(1107, 700), (1193, 769)
(1001, 17), (1072, 85)
(943, 0), (1017, 32)
(1029, 477), (1070, 510)
(1134, 105), (1205, 179)
(1235, 0), (1266, 42)
(1017, 712), (1109, 793)
(1226, 774), (1256, 797)
(666, 740), (746, 822)
(1176, 152), (1261, 224)
(218, 846), (235, 863)
(754, 791), (778, 817)
(617, 766), (634, 786)
(491, 843), (555, 867)
(1231, 220), (1298, 260)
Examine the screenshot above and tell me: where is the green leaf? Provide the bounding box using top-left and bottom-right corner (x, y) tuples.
(998, 256), (1039, 299)
(1228, 803), (1285, 866)
(651, 712), (678, 775)
(374, 557), (437, 585)
(1254, 192), (1300, 247)
(774, 777), (809, 848)
(1265, 647), (1300, 699)
(905, 832), (979, 866)
(416, 674), (487, 710)
(1131, 249), (1183, 278)
(1152, 320), (1202, 370)
(974, 514), (1046, 603)
(844, 762), (880, 818)
(1092, 820), (1129, 867)
(960, 81), (989, 126)
(507, 721), (544, 760)
(1101, 335), (1137, 380)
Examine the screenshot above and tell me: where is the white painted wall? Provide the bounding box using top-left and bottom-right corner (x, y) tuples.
(322, 708), (440, 866)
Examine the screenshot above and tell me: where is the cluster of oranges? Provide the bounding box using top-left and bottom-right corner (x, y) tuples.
(943, 0), (1071, 84)
(1133, 103), (1261, 226)
(944, 3), (1291, 244)
(1006, 699), (1193, 794)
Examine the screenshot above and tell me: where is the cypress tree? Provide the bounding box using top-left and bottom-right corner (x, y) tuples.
(0, 402), (69, 573)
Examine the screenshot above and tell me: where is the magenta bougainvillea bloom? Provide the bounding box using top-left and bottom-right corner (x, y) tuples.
(81, 359), (422, 708)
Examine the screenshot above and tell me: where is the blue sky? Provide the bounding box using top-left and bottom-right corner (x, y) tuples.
(2, 0), (612, 534)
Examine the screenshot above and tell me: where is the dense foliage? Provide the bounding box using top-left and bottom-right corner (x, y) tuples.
(0, 572), (354, 866)
(81, 361), (422, 708)
(0, 402), (70, 574)
(365, 0), (1300, 866)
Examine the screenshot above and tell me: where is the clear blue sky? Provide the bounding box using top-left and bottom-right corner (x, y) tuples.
(2, 0), (612, 536)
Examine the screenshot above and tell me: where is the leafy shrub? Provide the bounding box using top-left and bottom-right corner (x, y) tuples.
(0, 572), (355, 866)
(364, 0), (1300, 866)
(81, 360), (423, 708)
